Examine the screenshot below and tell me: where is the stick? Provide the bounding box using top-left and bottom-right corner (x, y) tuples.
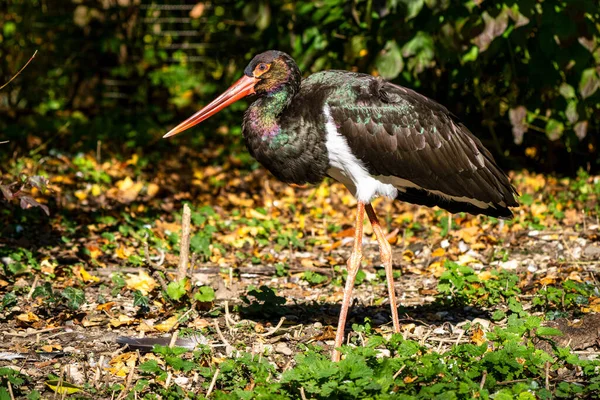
(205, 367), (220, 398)
(259, 317), (286, 338)
(0, 50), (37, 91)
(177, 204), (191, 281)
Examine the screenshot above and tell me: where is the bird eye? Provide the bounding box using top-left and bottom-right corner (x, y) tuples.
(254, 63), (270, 77)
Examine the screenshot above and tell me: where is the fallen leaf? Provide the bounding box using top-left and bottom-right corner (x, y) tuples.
(16, 312), (40, 323)
(471, 326), (487, 345)
(154, 315), (179, 332)
(125, 271), (157, 295)
(110, 314), (136, 327)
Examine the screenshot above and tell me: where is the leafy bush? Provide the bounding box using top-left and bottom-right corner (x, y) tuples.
(1, 1), (598, 171)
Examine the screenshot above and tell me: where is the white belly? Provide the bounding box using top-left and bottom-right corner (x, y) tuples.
(323, 105), (398, 203)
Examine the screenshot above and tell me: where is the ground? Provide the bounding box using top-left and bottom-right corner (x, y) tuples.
(1, 145), (599, 399)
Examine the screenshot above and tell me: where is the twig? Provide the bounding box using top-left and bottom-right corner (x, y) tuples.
(480, 370), (487, 389)
(259, 317), (286, 338)
(0, 50), (37, 90)
(299, 387), (308, 400)
(3, 326), (62, 337)
(178, 204), (192, 281)
(392, 365), (405, 380)
(94, 355), (104, 388)
(213, 321), (231, 348)
(7, 381), (14, 400)
(205, 367), (220, 398)
(224, 301), (233, 330)
(169, 330), (179, 348)
(26, 275), (39, 301)
(0, 141), (8, 145)
(497, 378), (530, 385)
(545, 361), (550, 391)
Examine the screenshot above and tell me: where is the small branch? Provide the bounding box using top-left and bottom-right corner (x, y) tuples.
(177, 204), (192, 281)
(7, 381), (14, 400)
(0, 50), (37, 91)
(205, 367), (220, 398)
(299, 387), (308, 400)
(545, 361), (550, 391)
(26, 275), (39, 301)
(259, 317), (286, 338)
(480, 370), (487, 389)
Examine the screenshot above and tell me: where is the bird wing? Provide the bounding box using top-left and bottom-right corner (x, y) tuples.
(326, 75), (518, 218)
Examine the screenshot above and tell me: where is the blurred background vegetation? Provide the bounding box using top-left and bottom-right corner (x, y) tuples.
(1, 0), (599, 174)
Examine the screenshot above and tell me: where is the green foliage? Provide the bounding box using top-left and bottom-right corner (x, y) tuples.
(532, 279), (598, 316)
(130, 322), (600, 399)
(303, 270), (328, 286)
(61, 287), (86, 310)
(2, 0), (598, 172)
(437, 261), (521, 307)
(194, 286), (215, 303)
(31, 281), (86, 310)
(166, 279), (187, 301)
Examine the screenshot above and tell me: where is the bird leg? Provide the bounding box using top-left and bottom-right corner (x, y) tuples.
(365, 204), (401, 334)
(332, 202), (365, 362)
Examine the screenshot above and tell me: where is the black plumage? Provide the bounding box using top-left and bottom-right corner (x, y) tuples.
(241, 61), (518, 218)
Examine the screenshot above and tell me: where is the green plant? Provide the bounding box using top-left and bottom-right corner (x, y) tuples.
(437, 261), (521, 307)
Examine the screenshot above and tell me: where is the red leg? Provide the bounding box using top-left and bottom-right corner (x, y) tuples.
(332, 202), (365, 362)
(365, 204), (400, 334)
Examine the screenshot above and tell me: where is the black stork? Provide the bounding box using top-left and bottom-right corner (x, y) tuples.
(164, 50), (518, 362)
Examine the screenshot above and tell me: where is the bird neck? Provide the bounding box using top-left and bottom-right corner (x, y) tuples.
(244, 86), (295, 138)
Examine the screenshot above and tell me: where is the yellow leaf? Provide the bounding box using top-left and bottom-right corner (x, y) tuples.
(147, 183), (159, 198)
(457, 226), (480, 244)
(80, 266), (100, 283)
(531, 203), (548, 218)
(431, 248), (445, 257)
(125, 271), (157, 295)
(74, 190), (87, 201)
(524, 175), (546, 191)
(154, 315), (180, 332)
(471, 326), (487, 345)
(16, 312), (40, 323)
(126, 154), (139, 166)
(477, 271), (496, 281)
(110, 314), (136, 327)
(458, 254), (479, 265)
(86, 245), (102, 260)
(117, 176), (134, 191)
(45, 380), (82, 395)
(403, 376), (417, 383)
(108, 352), (138, 377)
(539, 276), (556, 286)
(91, 184), (102, 196)
(96, 302), (116, 312)
(116, 245), (132, 259)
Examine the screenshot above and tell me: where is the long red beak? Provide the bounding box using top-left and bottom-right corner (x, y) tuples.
(163, 75), (259, 138)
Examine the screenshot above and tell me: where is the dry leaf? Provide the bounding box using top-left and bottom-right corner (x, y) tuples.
(154, 315), (179, 332)
(125, 271), (157, 295)
(110, 314), (136, 327)
(471, 326), (487, 345)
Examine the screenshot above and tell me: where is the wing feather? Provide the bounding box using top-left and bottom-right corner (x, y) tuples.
(327, 76), (518, 217)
